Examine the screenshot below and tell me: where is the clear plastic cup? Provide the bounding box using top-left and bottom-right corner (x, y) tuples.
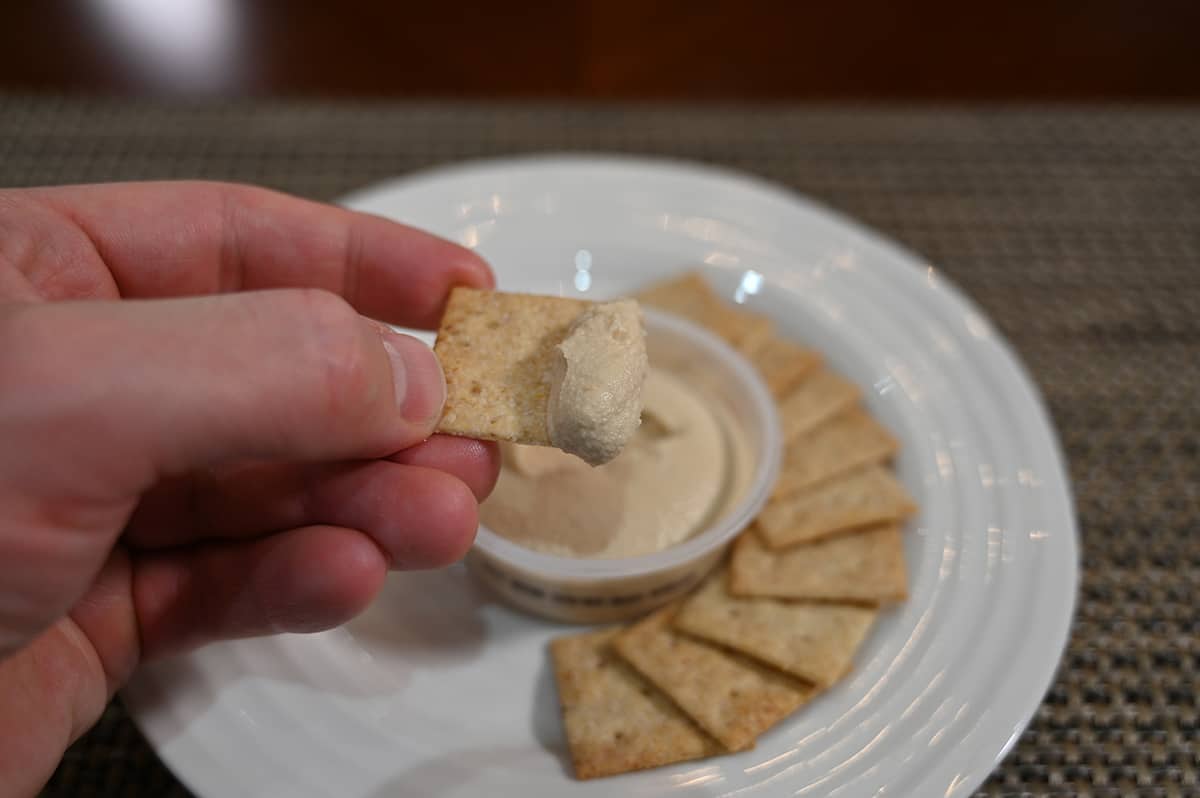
(465, 308), (782, 623)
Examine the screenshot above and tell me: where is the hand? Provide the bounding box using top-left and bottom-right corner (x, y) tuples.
(0, 182), (500, 795)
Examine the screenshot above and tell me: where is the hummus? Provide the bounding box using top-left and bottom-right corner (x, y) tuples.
(546, 300), (647, 466)
(482, 368), (744, 558)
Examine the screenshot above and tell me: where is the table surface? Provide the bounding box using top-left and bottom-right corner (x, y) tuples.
(8, 97), (1195, 798)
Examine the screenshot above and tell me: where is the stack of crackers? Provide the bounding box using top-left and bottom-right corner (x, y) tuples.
(550, 272), (917, 779)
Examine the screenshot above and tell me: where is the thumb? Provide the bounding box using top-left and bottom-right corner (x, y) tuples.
(0, 289), (445, 506)
(0, 289), (445, 653)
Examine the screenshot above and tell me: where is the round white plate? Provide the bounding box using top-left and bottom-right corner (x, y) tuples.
(124, 156), (1078, 798)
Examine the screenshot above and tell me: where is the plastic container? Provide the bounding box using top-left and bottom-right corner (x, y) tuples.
(465, 308), (783, 623)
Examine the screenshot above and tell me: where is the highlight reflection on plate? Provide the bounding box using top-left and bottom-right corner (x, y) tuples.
(124, 156), (1077, 798)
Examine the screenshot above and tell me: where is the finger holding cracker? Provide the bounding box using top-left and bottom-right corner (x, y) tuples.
(433, 287), (648, 465)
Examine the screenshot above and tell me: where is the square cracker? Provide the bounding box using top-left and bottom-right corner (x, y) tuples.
(674, 571), (877, 688)
(730, 525), (909, 604)
(774, 408), (899, 498)
(757, 465), (918, 548)
(614, 605), (813, 751)
(550, 627), (723, 779)
(433, 287), (587, 444)
(636, 272), (772, 354)
(721, 309), (775, 356)
(635, 271), (723, 324)
(778, 370), (862, 442)
(749, 337), (822, 399)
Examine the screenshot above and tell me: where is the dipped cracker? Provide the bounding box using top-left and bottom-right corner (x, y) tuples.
(674, 572), (877, 687)
(757, 466), (917, 548)
(614, 605), (814, 751)
(730, 525), (908, 604)
(550, 627), (723, 779)
(433, 287), (647, 465)
(774, 408), (899, 497)
(434, 287), (587, 445)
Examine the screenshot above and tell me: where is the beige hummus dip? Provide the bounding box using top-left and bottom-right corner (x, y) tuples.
(546, 299), (647, 466)
(481, 368), (745, 558)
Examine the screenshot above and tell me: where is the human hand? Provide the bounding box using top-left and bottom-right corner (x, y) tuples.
(0, 182), (500, 795)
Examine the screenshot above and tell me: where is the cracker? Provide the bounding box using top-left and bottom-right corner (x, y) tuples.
(635, 271), (725, 324)
(774, 408), (899, 497)
(433, 287), (587, 444)
(614, 605), (813, 751)
(778, 369), (861, 442)
(749, 337), (822, 399)
(717, 309), (775, 356)
(550, 627), (723, 779)
(674, 572), (877, 687)
(636, 271), (772, 353)
(730, 525), (909, 604)
(757, 466), (917, 548)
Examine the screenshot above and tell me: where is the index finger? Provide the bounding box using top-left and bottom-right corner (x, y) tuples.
(26, 181), (493, 328)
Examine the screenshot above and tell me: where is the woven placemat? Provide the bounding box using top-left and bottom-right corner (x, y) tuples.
(7, 97), (1195, 797)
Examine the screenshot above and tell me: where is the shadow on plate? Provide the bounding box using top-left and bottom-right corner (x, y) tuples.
(530, 648), (571, 776)
(358, 590), (573, 794)
(365, 676), (570, 798)
(124, 565), (510, 747)
(362, 744), (552, 798)
(342, 565), (490, 665)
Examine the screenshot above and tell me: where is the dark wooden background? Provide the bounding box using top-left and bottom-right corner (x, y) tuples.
(4, 0), (1200, 100)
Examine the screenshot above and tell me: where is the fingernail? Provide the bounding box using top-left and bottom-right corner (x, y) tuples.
(380, 330), (445, 425)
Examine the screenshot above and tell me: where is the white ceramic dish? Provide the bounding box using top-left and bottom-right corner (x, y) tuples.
(123, 155), (1079, 798)
(470, 308), (782, 624)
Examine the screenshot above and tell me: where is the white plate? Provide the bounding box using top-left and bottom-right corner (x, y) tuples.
(124, 156), (1078, 798)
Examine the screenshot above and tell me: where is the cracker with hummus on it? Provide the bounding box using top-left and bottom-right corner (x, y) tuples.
(434, 287), (586, 445)
(757, 466), (917, 548)
(778, 369), (862, 442)
(730, 524), (908, 604)
(674, 572), (877, 687)
(749, 336), (822, 399)
(550, 627), (724, 779)
(636, 272), (773, 354)
(433, 287), (647, 466)
(614, 605), (814, 751)
(774, 408), (899, 498)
